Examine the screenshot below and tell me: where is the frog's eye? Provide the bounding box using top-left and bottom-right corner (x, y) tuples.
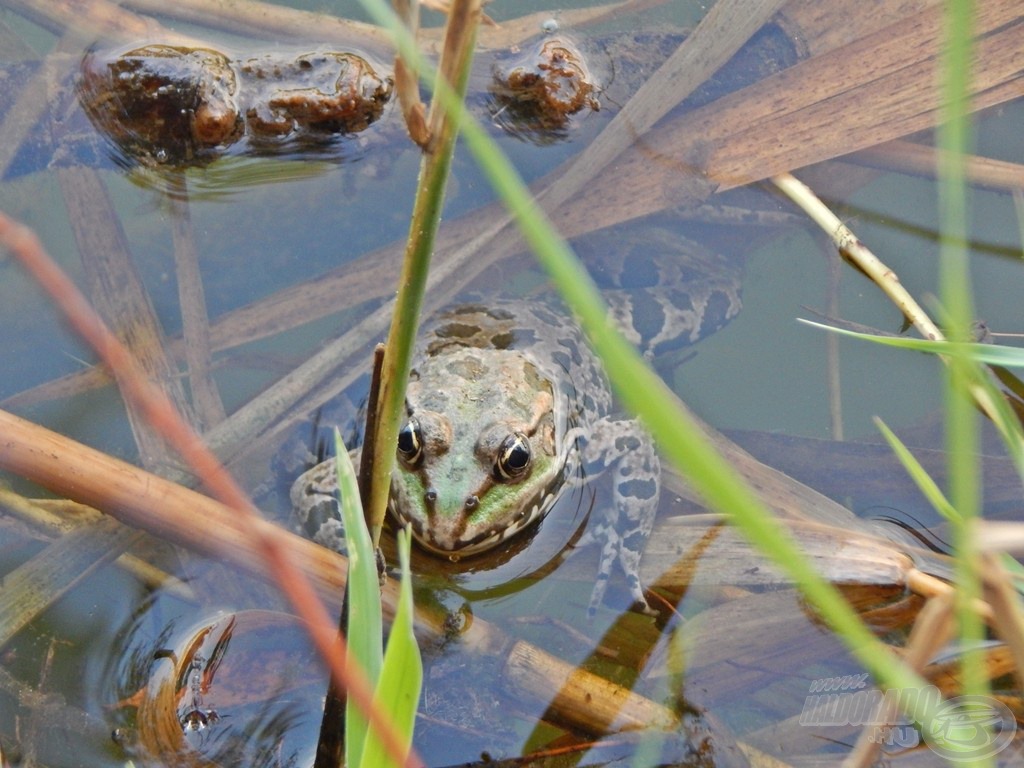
(397, 419), (423, 466)
(495, 432), (531, 481)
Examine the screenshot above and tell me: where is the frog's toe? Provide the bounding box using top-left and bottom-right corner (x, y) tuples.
(582, 520), (618, 617)
(620, 550), (656, 616)
(585, 548), (655, 618)
(582, 523), (656, 617)
(587, 573), (611, 618)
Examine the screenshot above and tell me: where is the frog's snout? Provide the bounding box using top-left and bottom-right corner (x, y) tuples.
(421, 486), (478, 517)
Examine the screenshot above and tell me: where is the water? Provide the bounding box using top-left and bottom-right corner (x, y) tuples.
(1, 1), (1022, 766)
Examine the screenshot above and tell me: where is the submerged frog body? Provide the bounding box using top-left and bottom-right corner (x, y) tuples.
(291, 230), (743, 614)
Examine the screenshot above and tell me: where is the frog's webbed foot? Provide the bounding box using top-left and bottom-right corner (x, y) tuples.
(290, 459), (348, 554)
(576, 416), (659, 617)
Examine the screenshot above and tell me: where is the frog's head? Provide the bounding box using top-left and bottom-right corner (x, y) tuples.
(388, 348), (566, 557)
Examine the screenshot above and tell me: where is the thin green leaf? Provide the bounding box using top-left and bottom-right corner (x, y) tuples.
(798, 319), (1024, 367)
(337, 428), (383, 768)
(874, 417), (961, 524)
(961, 355), (1024, 478)
(874, 417), (1024, 588)
(443, 35), (946, 738)
(356, 0), (941, 735)
(359, 527), (422, 768)
(936, 0), (986, 713)
(804, 318), (1024, 479)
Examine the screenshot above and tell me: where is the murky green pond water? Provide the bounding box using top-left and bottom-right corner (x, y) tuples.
(1, 1), (1022, 766)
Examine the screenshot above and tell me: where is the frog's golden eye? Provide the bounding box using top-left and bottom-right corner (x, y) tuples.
(495, 432), (531, 481)
(397, 419), (423, 466)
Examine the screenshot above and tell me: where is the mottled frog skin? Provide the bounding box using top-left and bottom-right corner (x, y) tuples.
(291, 229), (742, 614)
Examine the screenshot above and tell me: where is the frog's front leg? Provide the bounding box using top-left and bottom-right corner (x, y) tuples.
(290, 459), (348, 554)
(576, 416), (660, 616)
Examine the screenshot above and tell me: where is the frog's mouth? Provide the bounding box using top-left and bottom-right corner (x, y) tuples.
(388, 477), (563, 559)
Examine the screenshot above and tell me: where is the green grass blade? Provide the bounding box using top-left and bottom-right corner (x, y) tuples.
(355, 0), (942, 735)
(336, 428), (383, 768)
(935, 0), (988, 719)
(358, 527), (422, 768)
(960, 355), (1024, 478)
(798, 319), (1024, 367)
(876, 413), (1024, 589)
(365, 1), (481, 549)
(802, 319), (1024, 479)
(447, 49), (946, 738)
(874, 417), (961, 524)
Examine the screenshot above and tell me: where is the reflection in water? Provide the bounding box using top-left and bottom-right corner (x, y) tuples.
(105, 609), (324, 768)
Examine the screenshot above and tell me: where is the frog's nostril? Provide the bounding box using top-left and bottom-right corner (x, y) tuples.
(464, 495), (479, 510)
(425, 488), (437, 505)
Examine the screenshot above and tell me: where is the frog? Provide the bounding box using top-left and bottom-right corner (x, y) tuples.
(289, 228), (743, 615)
(77, 44), (393, 166)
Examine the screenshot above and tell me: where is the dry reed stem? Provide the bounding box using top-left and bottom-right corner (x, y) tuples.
(4, 0), (196, 46)
(425, 0), (481, 142)
(167, 176), (226, 430)
(0, 43), (77, 180)
(8, 2), (1011, 419)
(906, 566), (994, 622)
(123, 0), (572, 53)
(1014, 190), (1024, 249)
(417, 0), (495, 25)
(0, 488), (192, 600)
(980, 552), (1024, 693)
(124, 0), (392, 51)
(536, 0), (787, 223)
(825, 247), (844, 439)
(976, 521), (1024, 553)
(57, 165), (197, 470)
(0, 404), (679, 736)
(0, 515), (143, 648)
(0, 211), (423, 768)
(393, 0), (430, 147)
(772, 172), (942, 340)
(855, 139), (1024, 193)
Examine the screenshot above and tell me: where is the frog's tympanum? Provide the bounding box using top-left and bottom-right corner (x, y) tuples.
(291, 231), (743, 615)
(78, 45), (393, 165)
